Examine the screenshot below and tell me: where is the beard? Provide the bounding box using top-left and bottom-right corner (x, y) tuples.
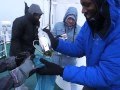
(32, 17), (40, 27)
(87, 12), (105, 33)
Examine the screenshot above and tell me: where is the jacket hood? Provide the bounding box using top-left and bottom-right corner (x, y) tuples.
(87, 0), (120, 38)
(28, 4), (43, 15)
(92, 0), (104, 10)
(63, 7), (78, 23)
(91, 0), (120, 17)
(24, 2), (29, 15)
(106, 0), (120, 23)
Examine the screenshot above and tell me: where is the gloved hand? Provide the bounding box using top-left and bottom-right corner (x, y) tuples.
(43, 27), (59, 49)
(0, 56), (16, 73)
(9, 55), (35, 87)
(35, 58), (64, 75)
(15, 52), (30, 66)
(55, 35), (62, 39)
(4, 52), (30, 71)
(0, 52), (31, 73)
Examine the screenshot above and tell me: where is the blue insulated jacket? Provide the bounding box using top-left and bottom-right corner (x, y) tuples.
(56, 0), (120, 90)
(52, 7), (81, 66)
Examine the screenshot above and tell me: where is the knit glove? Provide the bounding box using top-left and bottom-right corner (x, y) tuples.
(9, 56), (35, 87)
(0, 56), (16, 73)
(36, 58), (64, 75)
(5, 52), (30, 71)
(15, 52), (30, 66)
(0, 52), (31, 73)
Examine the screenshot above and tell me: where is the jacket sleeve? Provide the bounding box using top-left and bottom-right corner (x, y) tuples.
(34, 26), (39, 41)
(55, 23), (86, 57)
(52, 22), (61, 37)
(10, 19), (24, 56)
(62, 35), (120, 87)
(34, 29), (39, 40)
(75, 24), (81, 34)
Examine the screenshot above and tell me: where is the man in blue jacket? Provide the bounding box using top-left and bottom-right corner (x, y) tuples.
(35, 0), (120, 90)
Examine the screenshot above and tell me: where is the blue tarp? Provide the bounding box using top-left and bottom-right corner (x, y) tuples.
(33, 45), (56, 90)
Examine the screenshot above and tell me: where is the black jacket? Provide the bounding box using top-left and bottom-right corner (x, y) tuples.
(10, 13), (39, 56)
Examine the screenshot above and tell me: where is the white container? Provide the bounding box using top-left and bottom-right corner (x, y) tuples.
(33, 29), (52, 56)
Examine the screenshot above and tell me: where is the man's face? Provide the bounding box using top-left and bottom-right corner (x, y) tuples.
(33, 13), (41, 22)
(66, 17), (76, 27)
(80, 0), (97, 20)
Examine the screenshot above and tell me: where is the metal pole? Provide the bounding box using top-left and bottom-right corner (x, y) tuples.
(49, 0), (52, 30)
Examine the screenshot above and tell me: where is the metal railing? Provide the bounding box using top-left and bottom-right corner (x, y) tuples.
(0, 34), (7, 58)
(0, 26), (11, 58)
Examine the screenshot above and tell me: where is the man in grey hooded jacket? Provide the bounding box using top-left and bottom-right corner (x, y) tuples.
(10, 4), (43, 56)
(52, 7), (81, 90)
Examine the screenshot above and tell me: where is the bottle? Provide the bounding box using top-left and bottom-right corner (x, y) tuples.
(37, 29), (53, 56)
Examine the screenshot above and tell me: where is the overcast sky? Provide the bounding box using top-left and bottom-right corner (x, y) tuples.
(0, 0), (41, 22)
(0, 0), (85, 29)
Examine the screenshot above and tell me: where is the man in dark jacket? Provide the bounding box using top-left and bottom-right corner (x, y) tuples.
(9, 4), (43, 90)
(10, 4), (43, 56)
